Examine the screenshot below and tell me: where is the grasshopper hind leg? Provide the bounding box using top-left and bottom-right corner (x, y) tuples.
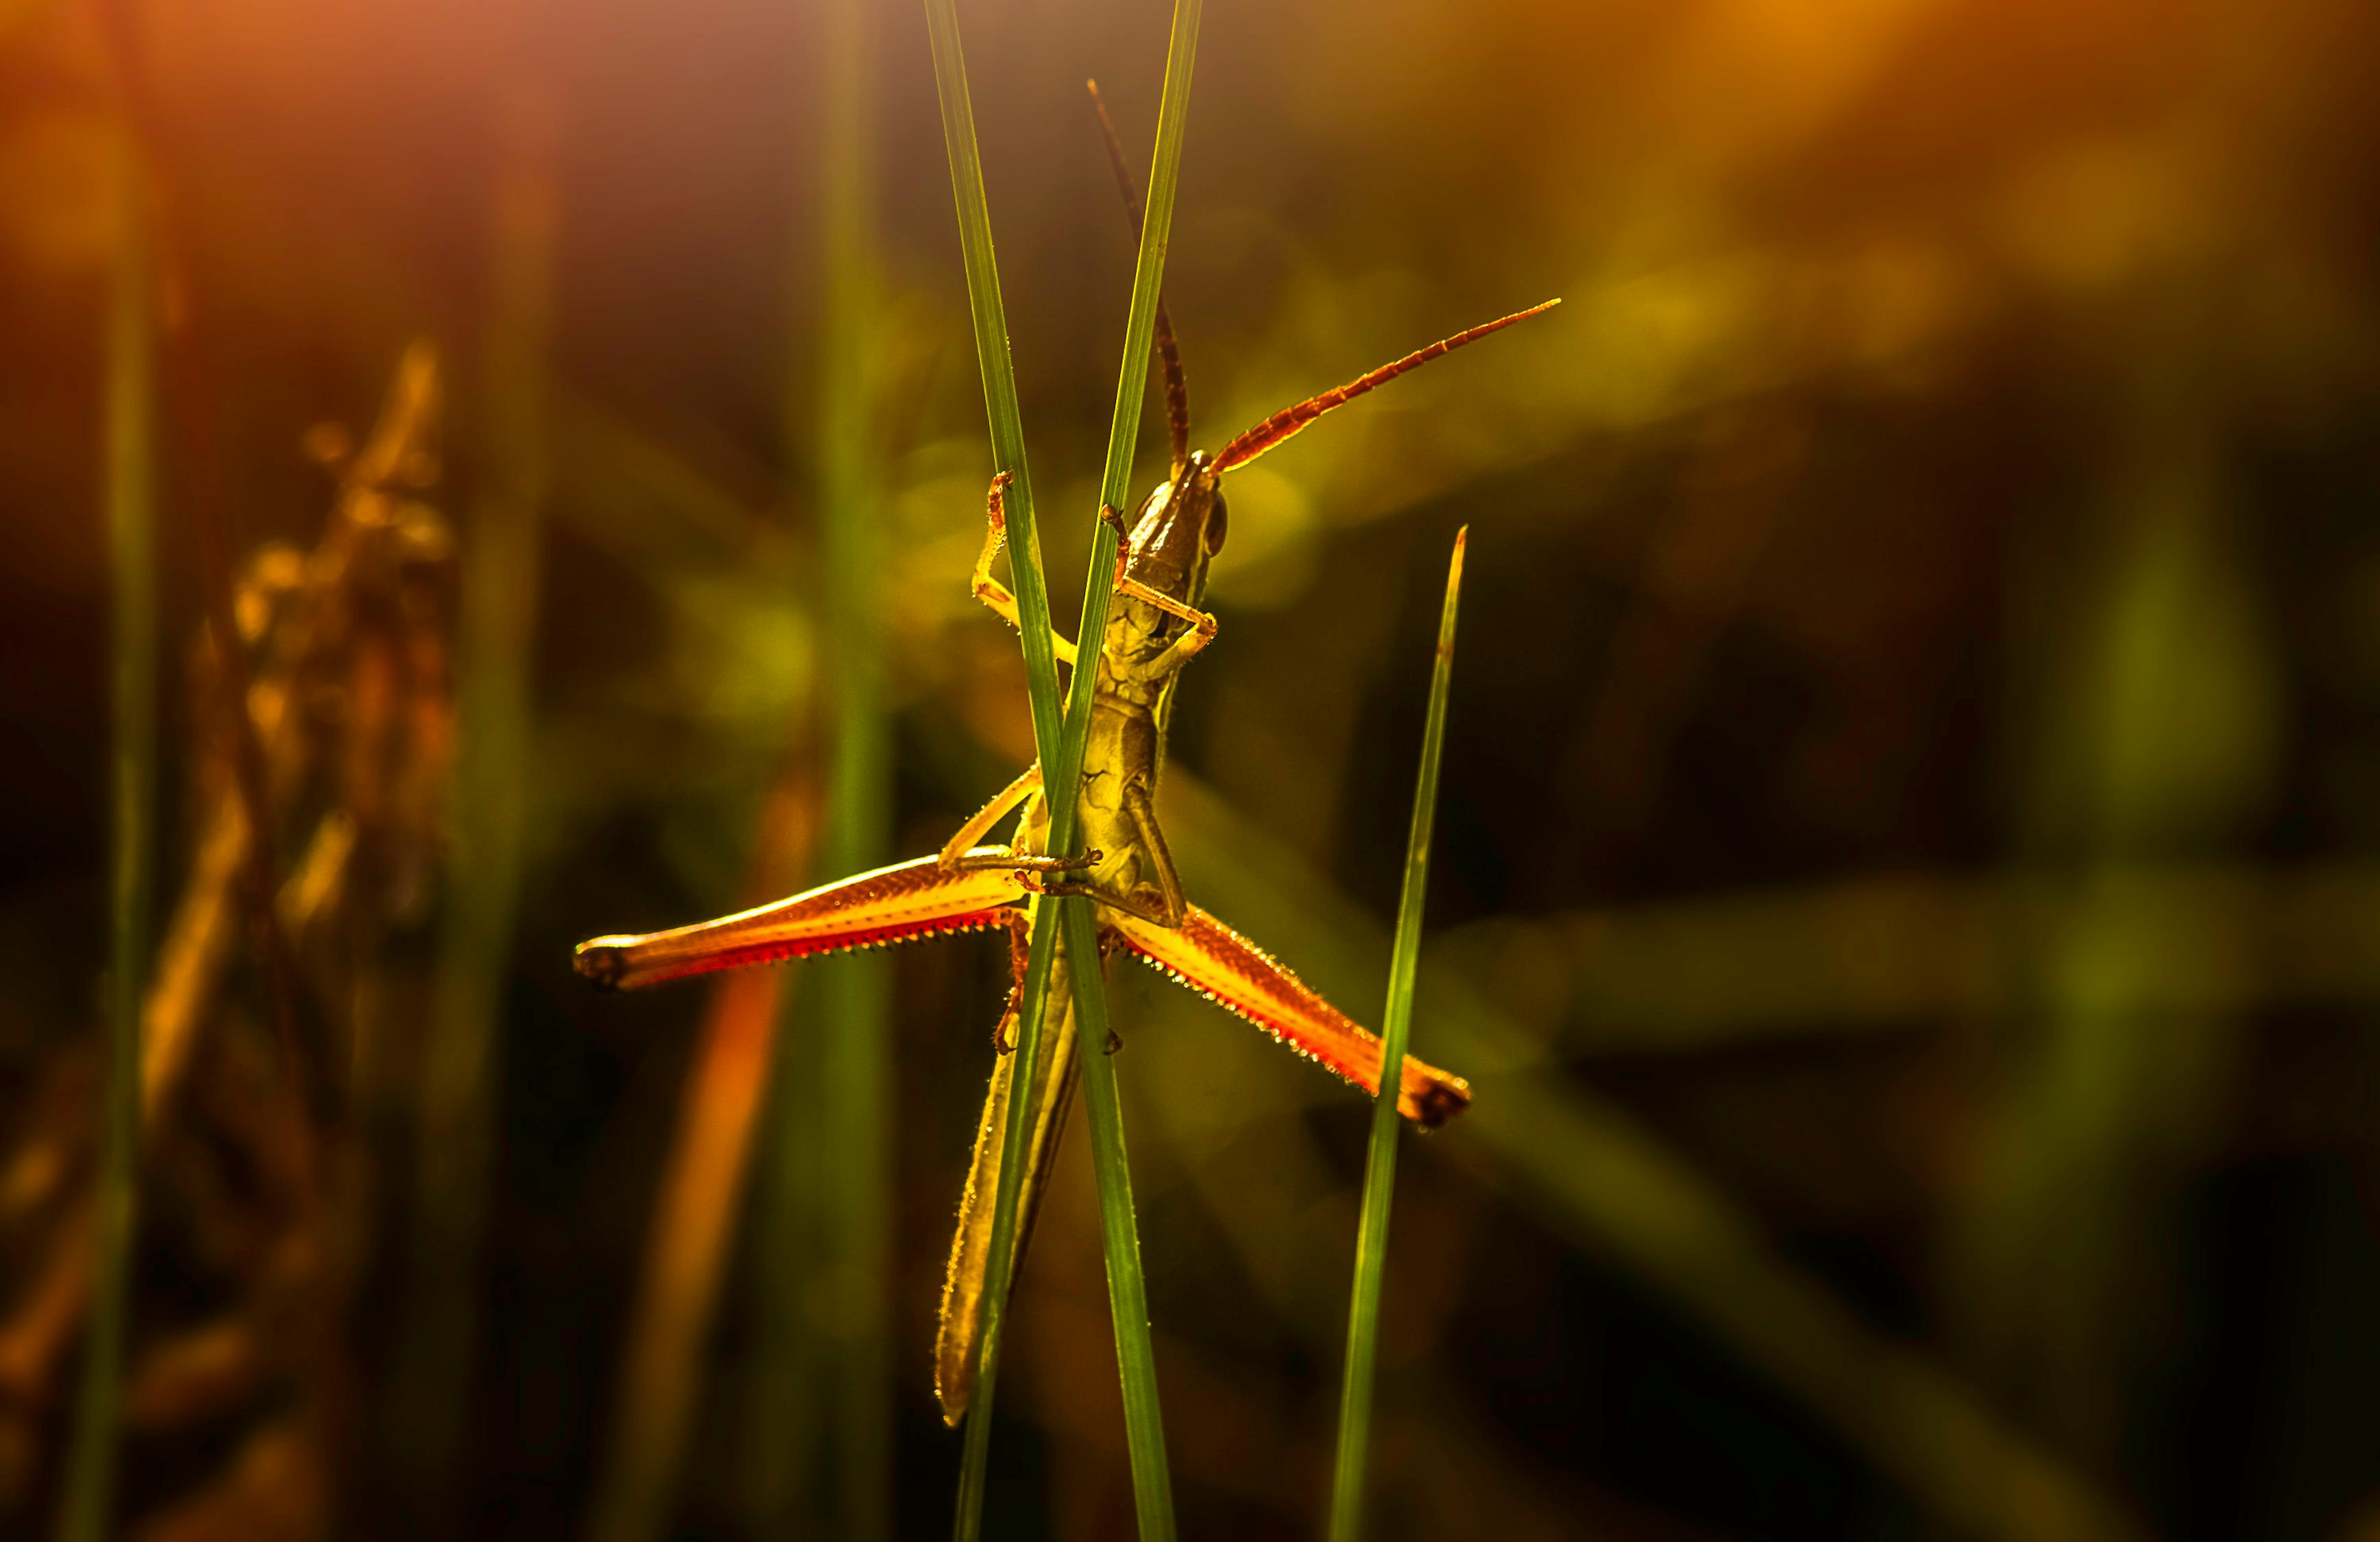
(936, 909), (1084, 1423)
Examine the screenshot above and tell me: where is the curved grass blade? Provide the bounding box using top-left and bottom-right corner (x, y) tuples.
(919, 12), (1067, 1536)
(925, 0), (1199, 1536)
(1328, 528), (1467, 1542)
(55, 125), (158, 1542)
(1054, 6), (1202, 1538)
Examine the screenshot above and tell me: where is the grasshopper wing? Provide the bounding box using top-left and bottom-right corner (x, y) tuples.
(574, 851), (1029, 992)
(1107, 905), (1471, 1127)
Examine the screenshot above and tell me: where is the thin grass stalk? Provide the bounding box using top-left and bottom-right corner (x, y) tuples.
(1053, 5), (1203, 1534)
(55, 125), (158, 1542)
(1328, 530), (1466, 1542)
(1062, 904), (1176, 1537)
(758, 0), (895, 1526)
(919, 0), (1062, 753)
(396, 94), (556, 1513)
(918, 10), (1066, 1534)
(925, 1), (1198, 1534)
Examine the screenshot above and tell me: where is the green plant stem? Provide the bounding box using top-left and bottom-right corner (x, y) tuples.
(920, 0), (1062, 751)
(921, 10), (1065, 1533)
(1055, 7), (1201, 1534)
(1328, 529), (1467, 1542)
(56, 126), (158, 1542)
(1063, 902), (1176, 1538)
(927, 0), (1198, 1536)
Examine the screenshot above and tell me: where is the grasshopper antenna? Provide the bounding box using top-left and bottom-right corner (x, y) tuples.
(1088, 79), (1191, 476)
(1213, 298), (1561, 473)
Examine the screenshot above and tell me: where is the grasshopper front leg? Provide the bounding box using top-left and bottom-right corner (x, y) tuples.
(1098, 501), (1219, 674)
(973, 472), (1080, 667)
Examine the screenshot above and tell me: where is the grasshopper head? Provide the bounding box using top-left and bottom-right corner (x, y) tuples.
(1124, 450), (1227, 607)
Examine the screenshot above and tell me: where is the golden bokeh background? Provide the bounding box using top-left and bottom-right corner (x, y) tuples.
(3, 0), (2379, 1535)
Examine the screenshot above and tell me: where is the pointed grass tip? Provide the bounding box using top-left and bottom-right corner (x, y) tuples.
(1442, 526), (1467, 659)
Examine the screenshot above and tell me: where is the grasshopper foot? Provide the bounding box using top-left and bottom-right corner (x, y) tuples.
(1008, 849), (1099, 878)
(1100, 502), (1132, 582)
(1016, 852), (1103, 896)
(574, 942), (628, 991)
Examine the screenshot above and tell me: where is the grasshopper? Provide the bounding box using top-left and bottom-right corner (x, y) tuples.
(573, 88), (1556, 1423)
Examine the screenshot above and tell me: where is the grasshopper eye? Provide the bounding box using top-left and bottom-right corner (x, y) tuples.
(1204, 495), (1228, 555)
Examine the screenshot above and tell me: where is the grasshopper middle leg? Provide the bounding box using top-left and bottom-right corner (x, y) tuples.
(937, 762), (1098, 880)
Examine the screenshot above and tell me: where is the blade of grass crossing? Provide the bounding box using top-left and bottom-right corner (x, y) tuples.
(1065, 903), (1176, 1537)
(926, 1), (1200, 1537)
(920, 12), (1068, 1537)
(1052, 5), (1204, 1537)
(920, 0), (1062, 755)
(1328, 529), (1467, 1542)
(56, 125), (158, 1542)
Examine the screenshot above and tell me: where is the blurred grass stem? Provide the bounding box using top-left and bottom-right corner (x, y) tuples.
(55, 125), (158, 1542)
(594, 780), (813, 1542)
(398, 93), (556, 1514)
(753, 0), (895, 1528)
(1328, 529), (1464, 1542)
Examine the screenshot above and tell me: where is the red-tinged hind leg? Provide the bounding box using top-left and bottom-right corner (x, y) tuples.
(1104, 903), (1471, 1127)
(573, 855), (1031, 992)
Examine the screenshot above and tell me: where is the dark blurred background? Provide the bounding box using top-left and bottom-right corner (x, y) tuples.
(4, 0), (2380, 1537)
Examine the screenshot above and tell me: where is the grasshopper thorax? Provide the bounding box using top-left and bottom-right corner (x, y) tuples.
(1123, 449), (1227, 609)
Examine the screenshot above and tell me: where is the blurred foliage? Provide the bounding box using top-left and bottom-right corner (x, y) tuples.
(3, 0), (2379, 1536)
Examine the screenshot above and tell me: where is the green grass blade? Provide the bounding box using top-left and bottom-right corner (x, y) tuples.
(1328, 528), (1468, 1542)
(1053, 5), (1201, 1536)
(919, 11), (1064, 1535)
(921, 0), (1062, 759)
(926, 1), (1198, 1536)
(56, 127), (158, 1542)
(1064, 901), (1178, 1538)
